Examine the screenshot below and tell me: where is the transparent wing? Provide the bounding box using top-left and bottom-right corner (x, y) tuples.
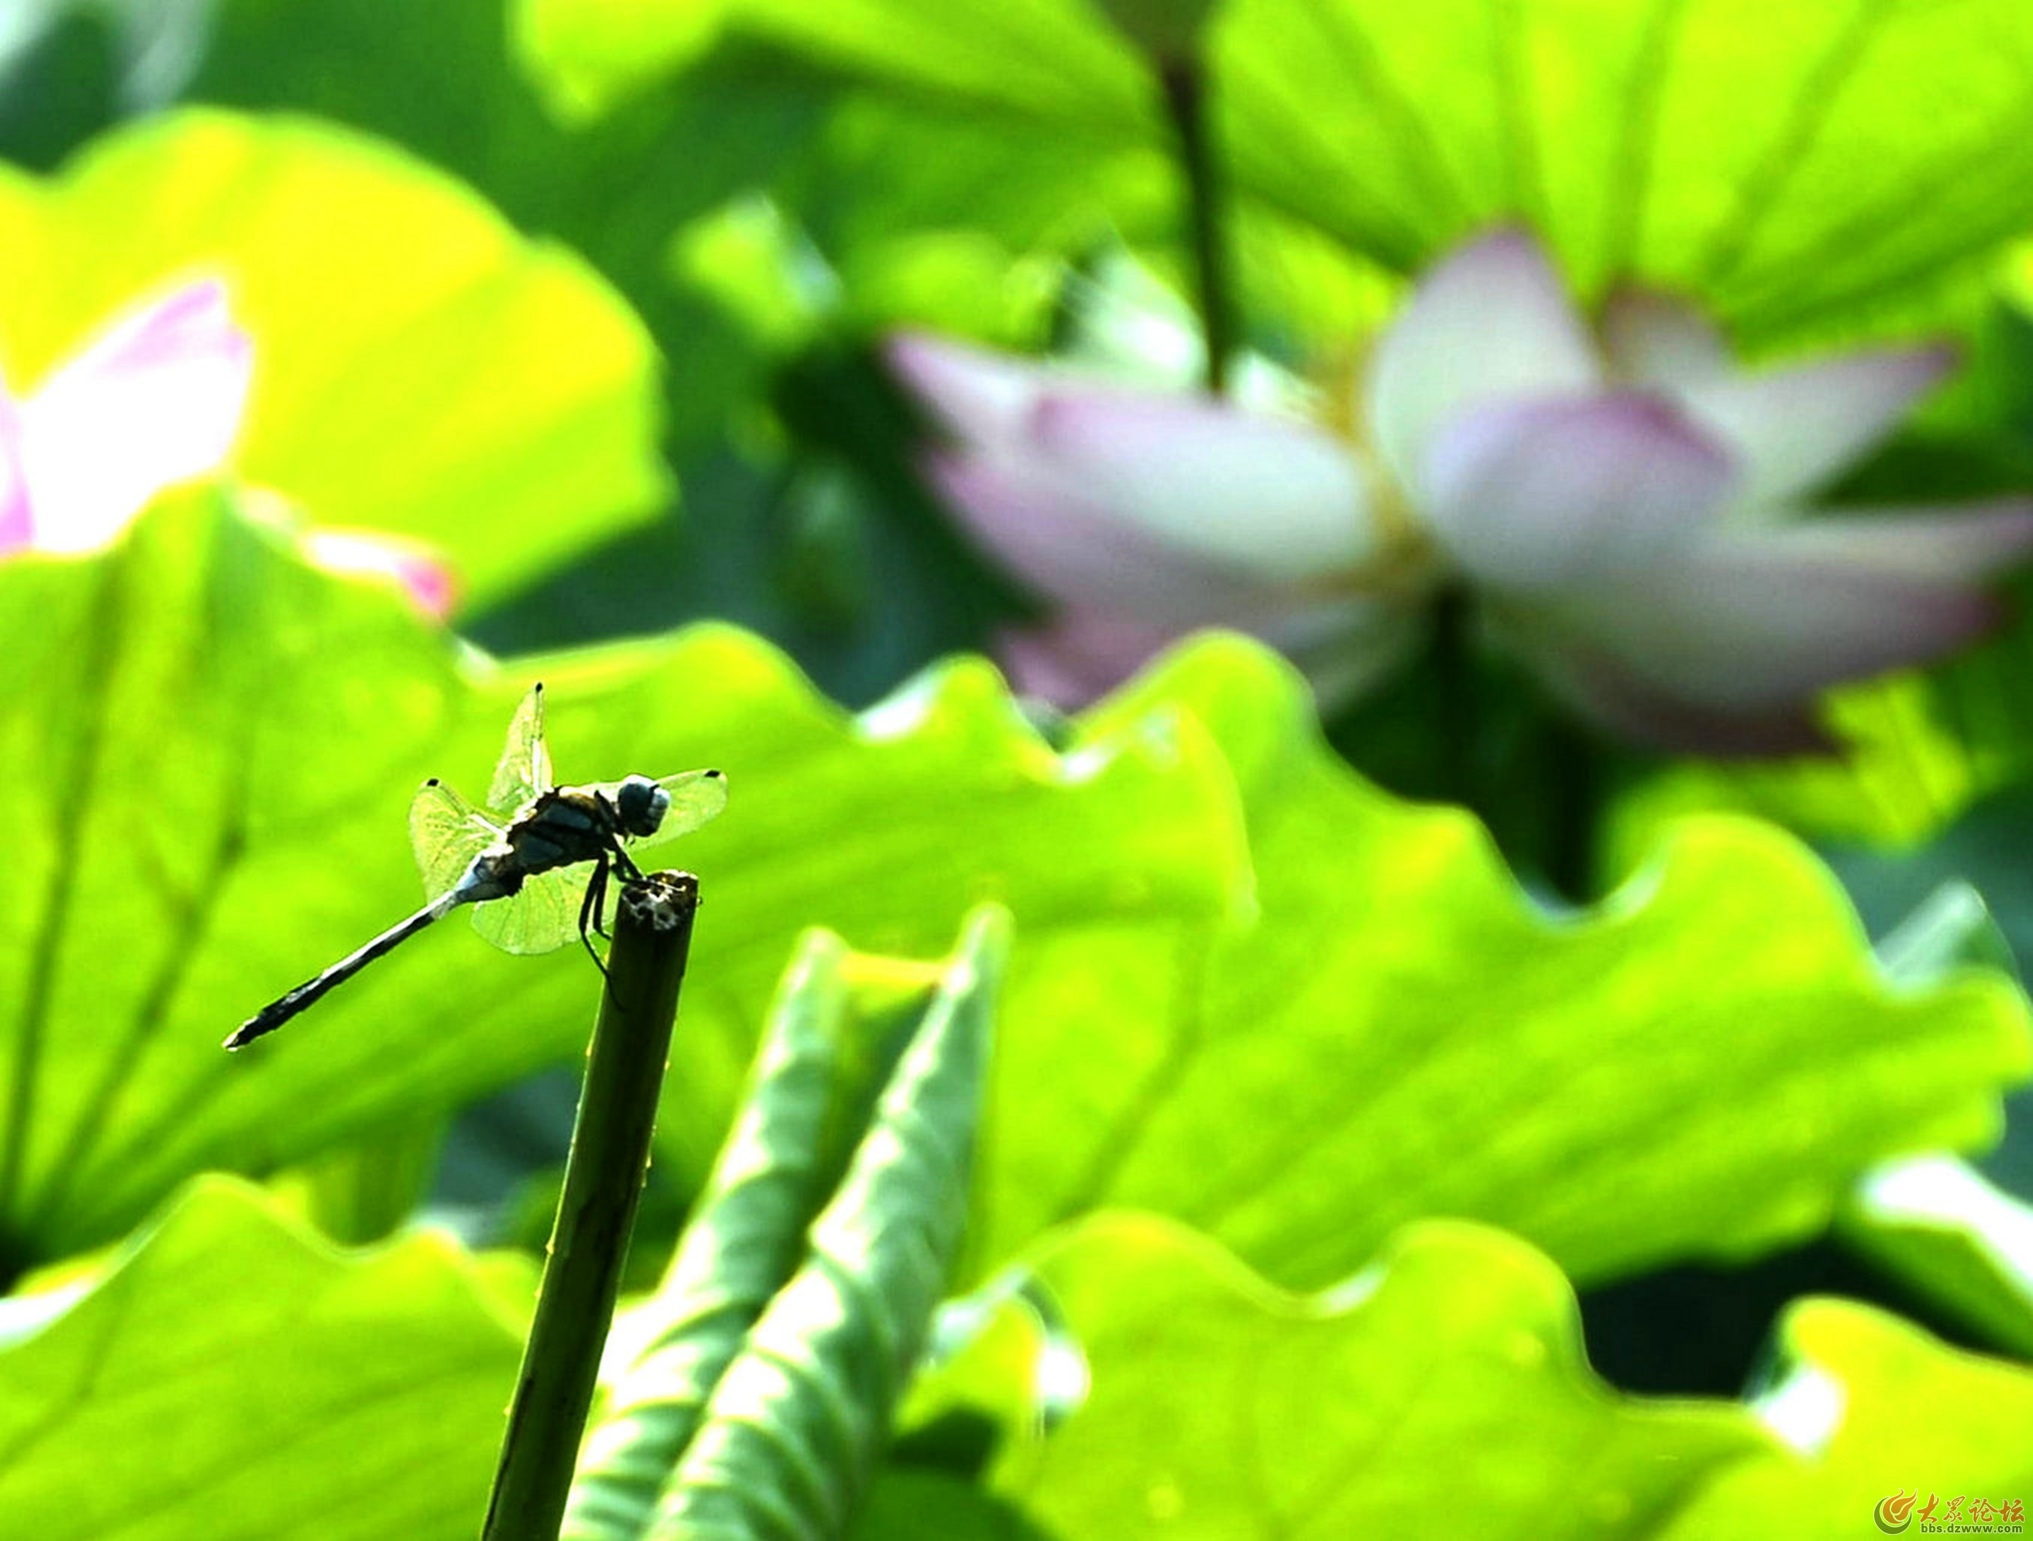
(487, 682), (553, 814)
(409, 779), (506, 900)
(628, 768), (730, 856)
(471, 863), (584, 955)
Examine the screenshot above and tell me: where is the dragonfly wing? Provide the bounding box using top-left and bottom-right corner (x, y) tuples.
(409, 780), (505, 900)
(487, 682), (554, 813)
(628, 769), (730, 856)
(471, 863), (583, 955)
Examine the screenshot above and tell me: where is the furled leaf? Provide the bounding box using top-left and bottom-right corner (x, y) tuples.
(953, 636), (2033, 1290)
(0, 488), (1244, 1271)
(989, 1214), (1770, 1539)
(0, 1177), (527, 1540)
(0, 108), (666, 608)
(641, 908), (1006, 1538)
(566, 918), (984, 1539)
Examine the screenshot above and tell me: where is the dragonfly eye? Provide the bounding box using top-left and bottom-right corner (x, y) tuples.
(615, 774), (670, 837)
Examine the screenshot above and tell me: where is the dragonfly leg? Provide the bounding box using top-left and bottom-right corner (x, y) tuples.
(578, 854), (612, 978)
(610, 841), (647, 887)
(591, 844), (625, 939)
(595, 840), (649, 944)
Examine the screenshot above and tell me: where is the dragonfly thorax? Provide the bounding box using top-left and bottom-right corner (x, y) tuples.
(614, 773), (670, 839)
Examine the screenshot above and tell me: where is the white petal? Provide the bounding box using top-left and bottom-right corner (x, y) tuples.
(1365, 227), (1600, 488)
(1752, 501), (2033, 584)
(925, 449), (1279, 624)
(1674, 346), (1953, 512)
(1599, 287), (1730, 386)
(1544, 528), (2014, 710)
(886, 331), (1050, 453)
(1026, 389), (1378, 581)
(1417, 394), (1734, 590)
(19, 279), (251, 553)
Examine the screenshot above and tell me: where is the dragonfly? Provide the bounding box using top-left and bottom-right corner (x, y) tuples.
(226, 684), (727, 1050)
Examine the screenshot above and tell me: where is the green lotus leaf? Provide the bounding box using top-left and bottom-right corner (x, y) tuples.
(0, 487), (1245, 1273)
(951, 636), (2033, 1290)
(1661, 1296), (2033, 1538)
(520, 0), (2033, 335)
(0, 1176), (528, 1541)
(991, 1214), (1770, 1539)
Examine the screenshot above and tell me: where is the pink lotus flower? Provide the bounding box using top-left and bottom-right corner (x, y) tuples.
(0, 278), (454, 618)
(889, 229), (2033, 753)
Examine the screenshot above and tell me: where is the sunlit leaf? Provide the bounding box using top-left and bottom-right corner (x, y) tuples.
(990, 1215), (1769, 1539)
(0, 1177), (527, 1540)
(953, 636), (2033, 1290)
(516, 0), (739, 120)
(0, 488), (1245, 1271)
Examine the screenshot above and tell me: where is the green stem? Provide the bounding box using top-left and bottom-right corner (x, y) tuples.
(481, 872), (701, 1541)
(1159, 52), (1235, 397)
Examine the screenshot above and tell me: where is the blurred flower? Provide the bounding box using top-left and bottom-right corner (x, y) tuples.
(0, 278), (453, 618)
(0, 278), (250, 555)
(886, 327), (1427, 714)
(301, 528), (458, 620)
(889, 229), (2033, 753)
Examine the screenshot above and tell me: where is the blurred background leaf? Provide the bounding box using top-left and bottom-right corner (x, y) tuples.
(525, 0), (2033, 340)
(1662, 1296), (2033, 1537)
(0, 108), (668, 610)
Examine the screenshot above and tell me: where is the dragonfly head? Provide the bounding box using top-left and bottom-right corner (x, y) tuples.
(615, 773), (671, 839)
